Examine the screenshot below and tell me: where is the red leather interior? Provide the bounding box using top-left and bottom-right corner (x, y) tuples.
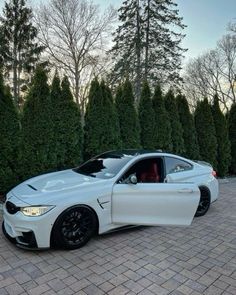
(140, 162), (160, 183)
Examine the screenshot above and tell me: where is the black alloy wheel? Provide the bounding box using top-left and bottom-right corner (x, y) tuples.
(195, 187), (211, 217)
(51, 205), (97, 250)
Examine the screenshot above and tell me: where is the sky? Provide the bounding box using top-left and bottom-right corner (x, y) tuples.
(95, 0), (236, 63)
(1, 0), (236, 63)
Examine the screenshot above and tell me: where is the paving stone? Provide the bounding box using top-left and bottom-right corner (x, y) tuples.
(0, 288), (8, 295)
(148, 283), (169, 295)
(98, 281), (114, 293)
(203, 285), (224, 295)
(123, 280), (144, 293)
(213, 279), (229, 290)
(0, 278), (16, 288)
(70, 279), (91, 292)
(161, 278), (181, 291)
(0, 180), (236, 295)
(138, 289), (155, 295)
(47, 278), (67, 291)
(57, 287), (74, 295)
(226, 285), (236, 294)
(109, 274), (129, 287)
(176, 284), (193, 295)
(82, 284), (105, 295)
(5, 283), (24, 295)
(108, 285), (129, 295)
(28, 284), (51, 295)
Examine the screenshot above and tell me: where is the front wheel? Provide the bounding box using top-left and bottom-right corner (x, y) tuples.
(195, 187), (211, 217)
(51, 205), (97, 250)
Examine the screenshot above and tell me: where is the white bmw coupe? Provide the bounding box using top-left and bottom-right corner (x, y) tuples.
(2, 150), (219, 250)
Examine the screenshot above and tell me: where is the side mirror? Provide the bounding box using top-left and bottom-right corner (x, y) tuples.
(164, 174), (171, 183)
(129, 174), (137, 185)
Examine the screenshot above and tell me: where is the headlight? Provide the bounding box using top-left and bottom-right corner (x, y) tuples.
(20, 206), (55, 216)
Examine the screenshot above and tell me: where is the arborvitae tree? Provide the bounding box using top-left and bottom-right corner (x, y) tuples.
(100, 80), (121, 151)
(152, 84), (172, 151)
(195, 98), (217, 168)
(50, 74), (83, 169)
(229, 103), (236, 174)
(20, 66), (54, 180)
(110, 0), (186, 100)
(211, 95), (231, 176)
(84, 78), (102, 159)
(0, 73), (20, 193)
(176, 94), (199, 159)
(115, 80), (141, 148)
(139, 81), (155, 149)
(165, 90), (185, 154)
(0, 0), (44, 106)
(84, 79), (121, 159)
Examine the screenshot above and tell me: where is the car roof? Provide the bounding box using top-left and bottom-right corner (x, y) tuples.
(100, 149), (188, 159)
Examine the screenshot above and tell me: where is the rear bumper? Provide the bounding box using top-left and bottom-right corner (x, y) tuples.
(209, 177), (219, 202)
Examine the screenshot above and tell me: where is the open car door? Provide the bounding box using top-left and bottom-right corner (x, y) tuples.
(112, 182), (200, 226)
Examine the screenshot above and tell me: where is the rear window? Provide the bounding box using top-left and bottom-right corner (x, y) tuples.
(165, 157), (192, 174)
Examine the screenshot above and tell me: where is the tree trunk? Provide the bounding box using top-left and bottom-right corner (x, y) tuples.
(135, 0), (141, 104)
(144, 0), (150, 80)
(75, 69), (79, 105)
(13, 45), (18, 106)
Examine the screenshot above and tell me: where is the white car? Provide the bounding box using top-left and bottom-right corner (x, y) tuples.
(2, 150), (219, 250)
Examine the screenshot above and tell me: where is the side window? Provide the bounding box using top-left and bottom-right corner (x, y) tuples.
(165, 157), (192, 174)
(119, 158), (164, 183)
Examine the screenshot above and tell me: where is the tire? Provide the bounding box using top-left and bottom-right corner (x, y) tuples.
(51, 205), (97, 250)
(195, 187), (211, 217)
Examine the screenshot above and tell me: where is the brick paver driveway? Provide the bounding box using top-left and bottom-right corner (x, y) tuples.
(0, 179), (236, 295)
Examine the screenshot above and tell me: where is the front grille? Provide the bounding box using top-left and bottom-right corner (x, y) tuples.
(6, 201), (20, 215)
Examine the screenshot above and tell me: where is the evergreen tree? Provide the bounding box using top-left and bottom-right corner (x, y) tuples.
(152, 84), (172, 151)
(165, 90), (185, 154)
(211, 95), (231, 176)
(115, 80), (141, 148)
(0, 0), (44, 106)
(176, 94), (199, 159)
(229, 103), (236, 174)
(0, 72), (20, 193)
(51, 74), (83, 169)
(84, 79), (121, 159)
(84, 78), (102, 159)
(110, 0), (186, 100)
(20, 66), (54, 180)
(100, 80), (121, 151)
(139, 81), (155, 149)
(110, 0), (142, 100)
(195, 98), (217, 168)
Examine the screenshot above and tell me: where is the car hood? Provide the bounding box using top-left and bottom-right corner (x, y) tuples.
(10, 169), (106, 199)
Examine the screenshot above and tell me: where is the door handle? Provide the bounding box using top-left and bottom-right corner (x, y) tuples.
(178, 188), (193, 193)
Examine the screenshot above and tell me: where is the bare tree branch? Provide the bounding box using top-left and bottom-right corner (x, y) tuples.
(183, 33), (236, 111)
(34, 0), (116, 117)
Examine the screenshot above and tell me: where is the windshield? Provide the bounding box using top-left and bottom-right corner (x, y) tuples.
(73, 152), (133, 179)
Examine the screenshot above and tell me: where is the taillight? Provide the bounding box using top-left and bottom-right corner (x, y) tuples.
(212, 170), (217, 177)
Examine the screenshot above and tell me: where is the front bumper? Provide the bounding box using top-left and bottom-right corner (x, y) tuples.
(2, 221), (39, 250)
(2, 201), (54, 249)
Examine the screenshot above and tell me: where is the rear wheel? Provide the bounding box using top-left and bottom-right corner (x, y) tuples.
(195, 187), (211, 217)
(51, 205), (97, 250)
